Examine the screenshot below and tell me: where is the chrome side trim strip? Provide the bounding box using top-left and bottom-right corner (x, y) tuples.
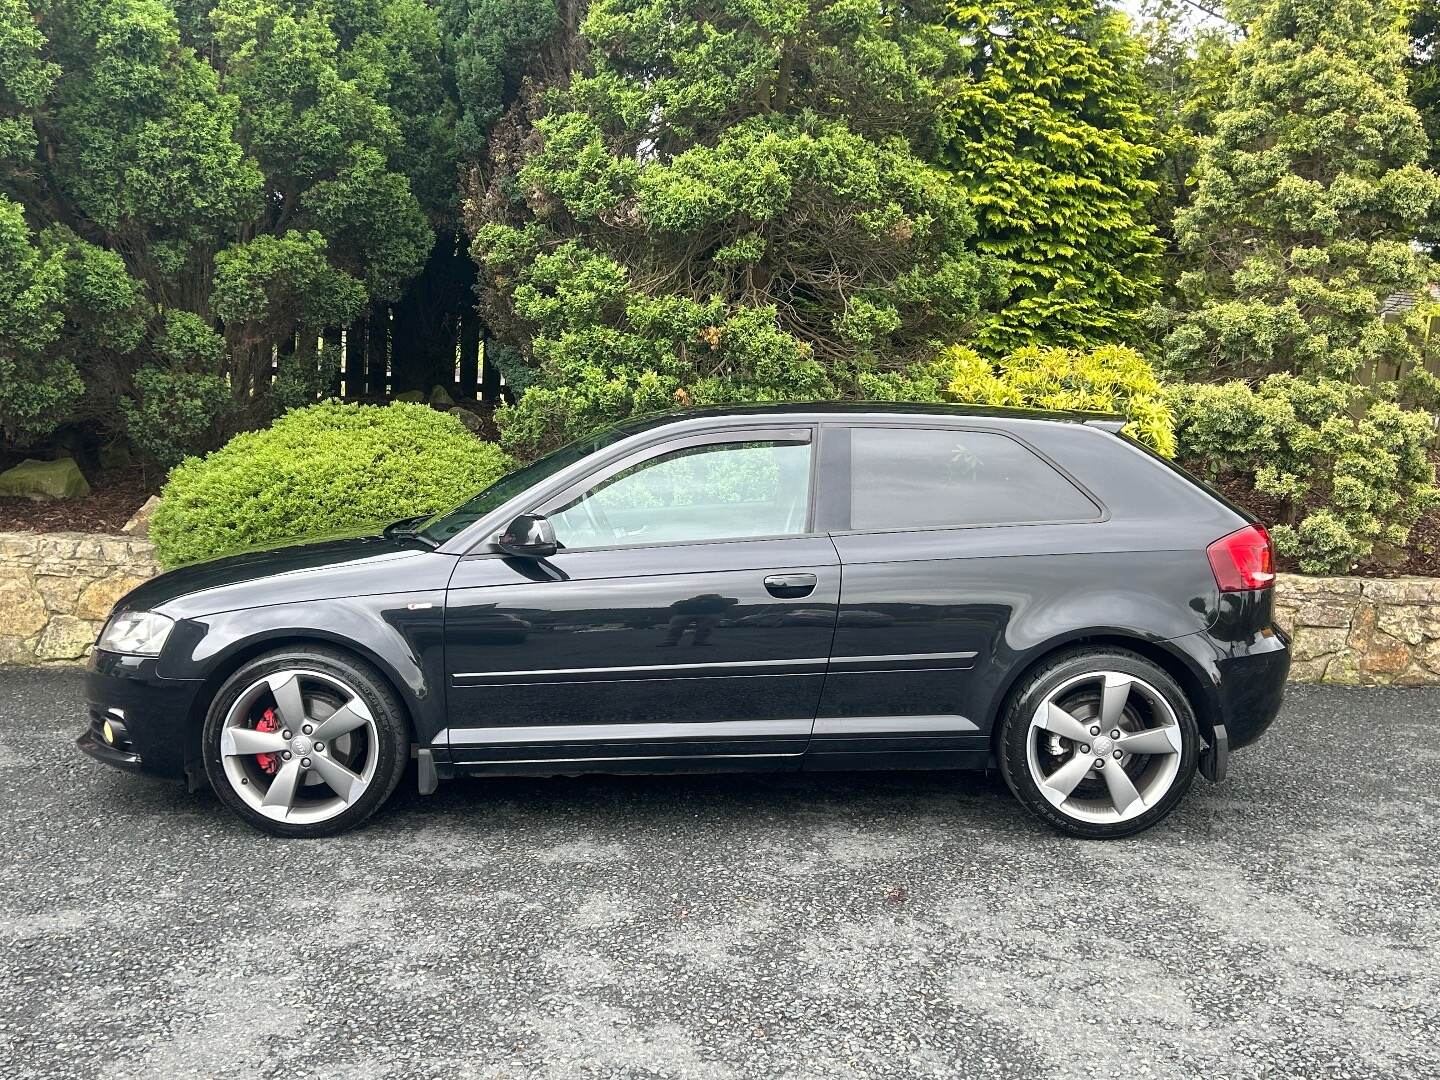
(436, 714), (980, 745)
(830, 651), (978, 665)
(453, 649), (978, 681)
(813, 715), (979, 735)
(453, 657), (826, 679)
(440, 719), (812, 745)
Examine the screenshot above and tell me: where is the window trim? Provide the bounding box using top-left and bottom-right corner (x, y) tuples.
(818, 421), (1108, 537)
(527, 426), (821, 555)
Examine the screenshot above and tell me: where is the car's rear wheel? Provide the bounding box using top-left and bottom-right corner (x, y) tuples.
(201, 646), (409, 837)
(998, 649), (1200, 839)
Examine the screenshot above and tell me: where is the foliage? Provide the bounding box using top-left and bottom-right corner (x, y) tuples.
(0, 0), (471, 455)
(1133, 0), (1234, 279)
(1170, 376), (1438, 573)
(150, 401), (512, 566)
(0, 196), (149, 442)
(441, 0), (561, 160)
(861, 343), (1177, 455)
(118, 311), (232, 467)
(1150, 0), (1440, 384)
(938, 0), (1163, 351)
(1409, 0), (1440, 247)
(474, 0), (1001, 460)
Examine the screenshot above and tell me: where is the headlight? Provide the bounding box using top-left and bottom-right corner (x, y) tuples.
(97, 611), (175, 656)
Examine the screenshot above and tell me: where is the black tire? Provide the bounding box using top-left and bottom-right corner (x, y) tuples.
(201, 645), (410, 838)
(997, 648), (1200, 840)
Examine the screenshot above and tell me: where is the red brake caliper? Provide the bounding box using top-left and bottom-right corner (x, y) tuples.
(254, 707), (280, 775)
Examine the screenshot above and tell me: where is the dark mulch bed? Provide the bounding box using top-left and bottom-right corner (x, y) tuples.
(0, 467), (158, 534)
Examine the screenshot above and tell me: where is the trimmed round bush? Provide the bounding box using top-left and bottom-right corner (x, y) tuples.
(152, 401), (512, 567)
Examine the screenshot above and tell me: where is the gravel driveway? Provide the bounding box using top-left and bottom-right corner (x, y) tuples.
(1, 669), (1437, 1080)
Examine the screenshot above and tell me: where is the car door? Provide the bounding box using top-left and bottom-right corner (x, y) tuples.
(808, 421), (1105, 765)
(442, 426), (840, 767)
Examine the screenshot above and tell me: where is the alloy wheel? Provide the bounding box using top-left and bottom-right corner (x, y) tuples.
(1024, 670), (1184, 825)
(218, 669), (379, 824)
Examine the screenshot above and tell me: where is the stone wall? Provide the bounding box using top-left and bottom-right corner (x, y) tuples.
(1272, 573), (1439, 686)
(1, 532), (1437, 683)
(0, 532), (158, 665)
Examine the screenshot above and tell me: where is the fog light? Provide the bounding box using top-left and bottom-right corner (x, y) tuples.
(102, 719), (116, 744)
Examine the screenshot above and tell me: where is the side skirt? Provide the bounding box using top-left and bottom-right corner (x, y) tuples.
(446, 753), (803, 779)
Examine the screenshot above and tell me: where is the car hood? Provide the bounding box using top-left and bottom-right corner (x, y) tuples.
(119, 531), (458, 620)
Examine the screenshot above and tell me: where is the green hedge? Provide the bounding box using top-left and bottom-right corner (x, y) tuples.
(151, 402), (511, 567)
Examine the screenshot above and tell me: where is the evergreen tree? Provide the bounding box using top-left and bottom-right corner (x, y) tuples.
(470, 0), (1002, 458)
(939, 0), (1163, 353)
(1134, 0), (1234, 280)
(0, 0), (557, 457)
(1153, 0), (1440, 383)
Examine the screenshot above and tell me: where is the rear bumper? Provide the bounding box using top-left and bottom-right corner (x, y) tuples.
(79, 650), (204, 781)
(1168, 620), (1290, 757)
(1213, 625), (1291, 749)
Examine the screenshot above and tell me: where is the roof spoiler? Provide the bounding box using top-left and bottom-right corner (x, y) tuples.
(1082, 417), (1127, 434)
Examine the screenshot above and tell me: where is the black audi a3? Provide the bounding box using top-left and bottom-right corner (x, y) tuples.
(78, 403), (1289, 838)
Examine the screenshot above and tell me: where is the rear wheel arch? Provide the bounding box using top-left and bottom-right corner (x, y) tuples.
(990, 632), (1219, 749)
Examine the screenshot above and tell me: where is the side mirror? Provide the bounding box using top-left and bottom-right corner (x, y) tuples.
(496, 513), (558, 558)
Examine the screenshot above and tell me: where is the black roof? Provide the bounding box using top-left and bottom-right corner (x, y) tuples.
(608, 400), (1126, 435)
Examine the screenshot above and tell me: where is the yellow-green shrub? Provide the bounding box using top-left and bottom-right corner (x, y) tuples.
(860, 344), (1177, 456)
(152, 402), (512, 567)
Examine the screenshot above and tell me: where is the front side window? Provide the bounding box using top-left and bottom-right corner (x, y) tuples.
(547, 440), (813, 549)
(846, 426), (1097, 531)
(421, 427), (632, 543)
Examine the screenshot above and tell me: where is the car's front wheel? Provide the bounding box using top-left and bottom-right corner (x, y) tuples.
(202, 646), (410, 837)
(998, 649), (1200, 839)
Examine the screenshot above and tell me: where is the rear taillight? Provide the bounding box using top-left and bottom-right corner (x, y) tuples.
(1207, 524), (1275, 592)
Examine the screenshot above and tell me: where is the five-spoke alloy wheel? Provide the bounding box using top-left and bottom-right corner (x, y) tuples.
(202, 647), (409, 837)
(999, 649), (1200, 839)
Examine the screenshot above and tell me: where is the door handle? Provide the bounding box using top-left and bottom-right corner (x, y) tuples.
(764, 573), (817, 598)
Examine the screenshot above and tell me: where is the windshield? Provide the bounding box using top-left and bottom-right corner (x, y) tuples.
(419, 427), (632, 544)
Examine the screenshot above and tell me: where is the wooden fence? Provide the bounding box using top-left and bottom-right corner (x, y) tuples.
(277, 231), (509, 407)
(317, 304), (506, 404)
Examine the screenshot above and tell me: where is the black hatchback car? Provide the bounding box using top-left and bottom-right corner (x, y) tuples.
(78, 403), (1289, 838)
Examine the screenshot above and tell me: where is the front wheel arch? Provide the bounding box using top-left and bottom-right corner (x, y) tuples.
(200, 644), (413, 836)
(184, 633), (419, 778)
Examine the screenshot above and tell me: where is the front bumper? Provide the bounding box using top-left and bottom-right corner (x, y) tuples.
(76, 724), (144, 773)
(79, 650), (205, 782)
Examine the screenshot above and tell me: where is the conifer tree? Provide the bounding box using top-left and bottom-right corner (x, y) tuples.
(940, 0), (1163, 352)
(1153, 0), (1440, 382)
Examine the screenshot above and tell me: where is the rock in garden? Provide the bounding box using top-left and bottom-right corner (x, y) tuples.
(122, 495), (161, 537)
(0, 458), (91, 501)
(447, 407), (484, 435)
(98, 441), (134, 471)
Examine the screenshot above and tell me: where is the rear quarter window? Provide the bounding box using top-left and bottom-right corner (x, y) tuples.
(844, 426), (1100, 531)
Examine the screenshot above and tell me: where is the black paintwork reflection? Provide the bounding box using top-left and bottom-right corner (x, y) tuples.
(130, 534), (453, 621)
(819, 530), (1220, 739)
(444, 537), (841, 753)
